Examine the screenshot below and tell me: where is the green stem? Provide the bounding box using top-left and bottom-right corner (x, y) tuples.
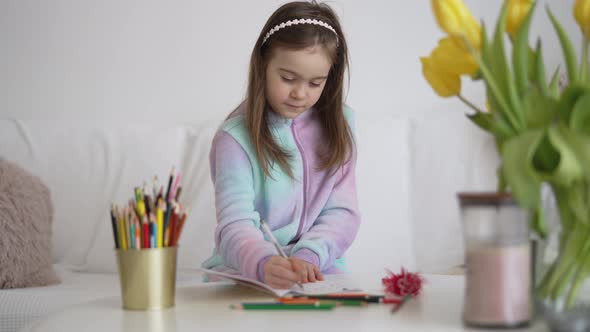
(458, 94), (485, 114)
(581, 37), (589, 85)
(472, 53), (523, 131)
(551, 262), (577, 300)
(566, 247), (590, 308)
(538, 261), (557, 294)
(496, 166), (507, 193)
(537, 227), (586, 299)
(537, 226), (590, 305)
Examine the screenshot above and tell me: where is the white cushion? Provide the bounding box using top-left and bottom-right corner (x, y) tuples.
(0, 113), (415, 275)
(81, 119), (220, 272)
(0, 119), (189, 268)
(82, 114), (415, 274)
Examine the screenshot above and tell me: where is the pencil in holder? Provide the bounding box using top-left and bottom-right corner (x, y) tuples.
(115, 246), (177, 310)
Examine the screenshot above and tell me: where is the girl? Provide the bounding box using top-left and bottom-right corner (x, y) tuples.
(202, 0), (360, 289)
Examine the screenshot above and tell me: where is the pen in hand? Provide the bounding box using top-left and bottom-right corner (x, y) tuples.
(259, 218), (304, 290)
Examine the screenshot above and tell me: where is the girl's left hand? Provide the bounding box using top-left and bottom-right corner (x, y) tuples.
(288, 258), (324, 283)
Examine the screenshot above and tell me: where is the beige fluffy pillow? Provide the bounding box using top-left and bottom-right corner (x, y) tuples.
(0, 159), (59, 288)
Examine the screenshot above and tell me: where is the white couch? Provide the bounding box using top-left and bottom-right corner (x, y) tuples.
(0, 111), (497, 331)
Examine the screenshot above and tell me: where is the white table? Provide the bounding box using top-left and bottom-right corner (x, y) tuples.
(22, 274), (548, 332)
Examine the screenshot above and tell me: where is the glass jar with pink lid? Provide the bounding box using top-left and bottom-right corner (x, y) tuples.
(459, 192), (531, 329)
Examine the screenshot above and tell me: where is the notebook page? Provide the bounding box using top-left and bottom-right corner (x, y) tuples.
(199, 268), (282, 296)
(290, 274), (361, 295)
(199, 268), (361, 297)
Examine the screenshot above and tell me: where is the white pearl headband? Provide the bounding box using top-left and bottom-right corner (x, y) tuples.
(261, 18), (338, 45)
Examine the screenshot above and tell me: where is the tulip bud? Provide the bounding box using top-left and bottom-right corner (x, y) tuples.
(431, 0), (482, 49)
(420, 55), (461, 97)
(432, 36), (479, 76)
(574, 0), (590, 40)
(506, 0), (535, 37)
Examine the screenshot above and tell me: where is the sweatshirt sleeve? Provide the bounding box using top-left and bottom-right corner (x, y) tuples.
(210, 131), (277, 281)
(291, 126), (361, 271)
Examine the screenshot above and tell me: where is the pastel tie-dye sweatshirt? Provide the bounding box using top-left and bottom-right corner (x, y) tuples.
(202, 103), (361, 282)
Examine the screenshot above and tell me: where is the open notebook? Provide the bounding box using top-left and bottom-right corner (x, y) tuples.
(199, 268), (362, 297)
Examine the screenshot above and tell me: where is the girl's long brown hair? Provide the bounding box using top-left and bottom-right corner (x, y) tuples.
(246, 1), (352, 179)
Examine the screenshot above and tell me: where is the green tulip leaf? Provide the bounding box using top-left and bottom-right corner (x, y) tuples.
(559, 126), (590, 180)
(547, 6), (579, 84)
(513, 1), (537, 96)
(556, 85), (589, 123)
(532, 132), (560, 174)
(568, 181), (589, 225)
(501, 130), (544, 208)
(541, 126), (584, 186)
(581, 42), (589, 85)
(570, 94), (590, 136)
(548, 66), (561, 99)
(531, 205), (548, 239)
(467, 112), (513, 140)
(492, 3), (523, 128)
(533, 40), (551, 97)
(522, 87), (556, 129)
(478, 58), (519, 130)
(486, 87), (518, 133)
(552, 185), (577, 234)
(476, 13), (521, 131)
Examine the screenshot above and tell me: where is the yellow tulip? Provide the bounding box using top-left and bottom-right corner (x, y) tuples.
(506, 0), (535, 37)
(420, 55), (461, 97)
(574, 0), (590, 40)
(431, 0), (482, 50)
(432, 36), (479, 76)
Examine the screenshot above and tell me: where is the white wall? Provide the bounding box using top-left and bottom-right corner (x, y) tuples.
(0, 0), (581, 271)
(0, 0), (580, 122)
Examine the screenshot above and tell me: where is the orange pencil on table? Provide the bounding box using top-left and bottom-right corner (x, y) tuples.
(278, 298), (322, 304)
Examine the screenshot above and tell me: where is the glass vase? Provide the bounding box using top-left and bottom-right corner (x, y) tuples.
(533, 185), (590, 332)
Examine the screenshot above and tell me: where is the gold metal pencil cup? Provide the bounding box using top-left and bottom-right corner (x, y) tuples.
(115, 246), (177, 310)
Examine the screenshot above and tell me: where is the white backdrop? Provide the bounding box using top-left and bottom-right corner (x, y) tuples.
(0, 0), (581, 271)
(0, 0), (579, 122)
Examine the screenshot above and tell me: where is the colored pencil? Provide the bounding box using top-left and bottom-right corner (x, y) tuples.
(164, 167), (174, 204)
(230, 302), (336, 310)
(170, 172), (181, 202)
(174, 186), (183, 202)
(110, 204), (119, 249)
(171, 208), (188, 246)
(142, 215), (150, 249)
(110, 167), (190, 250)
(156, 199), (164, 248)
(293, 294), (384, 303)
(278, 298), (368, 307)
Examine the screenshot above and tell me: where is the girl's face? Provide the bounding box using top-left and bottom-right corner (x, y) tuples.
(265, 46), (332, 118)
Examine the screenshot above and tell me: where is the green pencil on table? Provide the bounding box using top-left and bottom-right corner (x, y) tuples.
(230, 302), (336, 310)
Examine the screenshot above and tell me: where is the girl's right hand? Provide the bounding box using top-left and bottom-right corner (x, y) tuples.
(263, 256), (301, 289)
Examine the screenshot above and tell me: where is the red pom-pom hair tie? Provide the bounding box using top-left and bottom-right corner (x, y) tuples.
(382, 267), (424, 313)
(382, 267), (424, 298)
